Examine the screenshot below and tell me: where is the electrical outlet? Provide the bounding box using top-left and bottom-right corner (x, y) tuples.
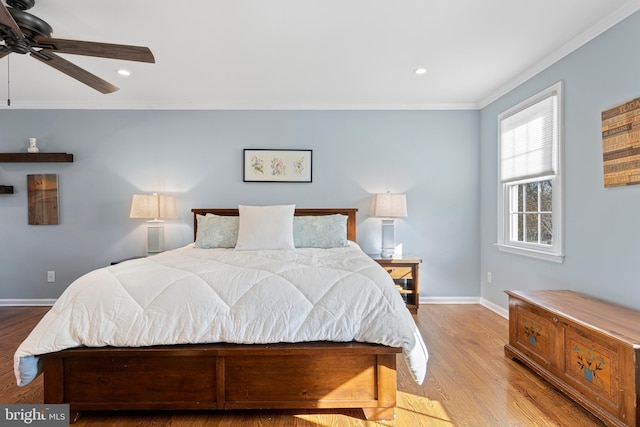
(47, 271), (55, 283)
(487, 272), (492, 284)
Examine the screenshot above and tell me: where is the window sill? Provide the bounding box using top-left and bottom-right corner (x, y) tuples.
(495, 243), (564, 263)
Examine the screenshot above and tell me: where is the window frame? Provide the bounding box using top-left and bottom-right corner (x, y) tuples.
(496, 82), (564, 263)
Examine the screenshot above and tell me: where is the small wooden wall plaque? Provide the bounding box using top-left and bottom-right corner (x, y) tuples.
(27, 174), (59, 225)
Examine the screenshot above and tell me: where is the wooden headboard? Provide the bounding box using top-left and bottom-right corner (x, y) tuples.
(191, 208), (358, 242)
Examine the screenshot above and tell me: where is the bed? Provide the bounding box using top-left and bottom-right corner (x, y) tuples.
(15, 207), (427, 422)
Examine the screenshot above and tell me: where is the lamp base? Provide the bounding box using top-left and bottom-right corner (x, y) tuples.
(380, 248), (395, 259)
(146, 220), (165, 254)
(381, 219), (395, 258)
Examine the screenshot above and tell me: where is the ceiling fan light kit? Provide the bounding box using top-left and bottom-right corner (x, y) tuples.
(0, 0), (154, 94)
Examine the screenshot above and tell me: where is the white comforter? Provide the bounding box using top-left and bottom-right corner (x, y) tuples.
(15, 242), (428, 386)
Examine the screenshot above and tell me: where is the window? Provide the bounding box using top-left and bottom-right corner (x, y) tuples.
(497, 82), (563, 263)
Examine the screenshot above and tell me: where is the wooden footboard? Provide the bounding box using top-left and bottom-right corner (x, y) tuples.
(40, 341), (401, 422)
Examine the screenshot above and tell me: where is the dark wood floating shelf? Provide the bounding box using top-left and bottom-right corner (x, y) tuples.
(0, 185), (14, 194)
(0, 153), (74, 162)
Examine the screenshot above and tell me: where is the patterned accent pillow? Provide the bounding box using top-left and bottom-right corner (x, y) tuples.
(293, 214), (348, 248)
(195, 214), (239, 248)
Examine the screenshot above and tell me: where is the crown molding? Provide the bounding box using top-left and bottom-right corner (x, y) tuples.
(478, 0), (640, 109)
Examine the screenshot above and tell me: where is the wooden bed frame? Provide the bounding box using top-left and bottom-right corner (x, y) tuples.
(40, 208), (402, 422)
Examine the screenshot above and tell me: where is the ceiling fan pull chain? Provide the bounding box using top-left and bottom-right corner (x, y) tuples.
(7, 55), (10, 107)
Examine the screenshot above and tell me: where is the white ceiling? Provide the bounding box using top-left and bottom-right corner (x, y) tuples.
(0, 0), (638, 110)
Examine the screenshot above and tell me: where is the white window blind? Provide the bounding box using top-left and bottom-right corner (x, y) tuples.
(500, 92), (558, 182)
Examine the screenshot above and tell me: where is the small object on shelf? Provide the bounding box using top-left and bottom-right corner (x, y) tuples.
(0, 185), (14, 194)
(27, 138), (39, 153)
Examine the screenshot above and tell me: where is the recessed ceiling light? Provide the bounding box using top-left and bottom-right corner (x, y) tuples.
(414, 68), (428, 75)
(117, 69), (131, 77)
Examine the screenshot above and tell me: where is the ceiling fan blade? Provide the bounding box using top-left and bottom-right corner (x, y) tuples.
(30, 50), (119, 94)
(33, 37), (155, 63)
(0, 3), (24, 38)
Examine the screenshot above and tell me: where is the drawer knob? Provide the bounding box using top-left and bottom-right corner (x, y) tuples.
(553, 316), (559, 324)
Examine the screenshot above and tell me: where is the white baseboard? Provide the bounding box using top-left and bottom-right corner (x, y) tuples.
(0, 299), (56, 306)
(479, 298), (508, 319)
(420, 296), (508, 319)
(422, 296), (481, 305)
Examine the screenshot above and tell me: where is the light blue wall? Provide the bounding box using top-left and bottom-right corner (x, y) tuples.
(8, 8), (635, 306)
(480, 11), (640, 310)
(0, 110), (480, 300)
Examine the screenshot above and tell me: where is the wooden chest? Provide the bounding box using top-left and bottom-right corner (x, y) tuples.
(504, 290), (640, 427)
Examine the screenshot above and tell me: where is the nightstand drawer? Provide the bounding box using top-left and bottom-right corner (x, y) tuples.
(385, 266), (413, 279)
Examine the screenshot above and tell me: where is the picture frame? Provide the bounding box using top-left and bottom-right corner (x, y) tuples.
(243, 149), (312, 182)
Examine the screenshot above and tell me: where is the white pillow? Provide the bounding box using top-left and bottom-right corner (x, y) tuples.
(235, 204), (295, 250)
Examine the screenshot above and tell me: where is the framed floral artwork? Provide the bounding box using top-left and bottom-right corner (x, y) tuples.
(243, 149), (312, 182)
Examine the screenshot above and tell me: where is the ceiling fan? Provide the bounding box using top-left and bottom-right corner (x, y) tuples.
(0, 0), (154, 94)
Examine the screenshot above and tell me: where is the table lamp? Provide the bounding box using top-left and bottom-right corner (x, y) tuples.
(130, 193), (177, 254)
(372, 192), (407, 258)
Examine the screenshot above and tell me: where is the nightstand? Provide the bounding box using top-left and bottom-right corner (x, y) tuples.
(370, 255), (422, 313)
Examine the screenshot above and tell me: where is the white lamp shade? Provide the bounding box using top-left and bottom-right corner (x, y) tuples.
(130, 194), (177, 220)
(372, 193), (408, 218)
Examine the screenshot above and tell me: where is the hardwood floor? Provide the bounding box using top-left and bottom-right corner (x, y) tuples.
(1, 304), (605, 426)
